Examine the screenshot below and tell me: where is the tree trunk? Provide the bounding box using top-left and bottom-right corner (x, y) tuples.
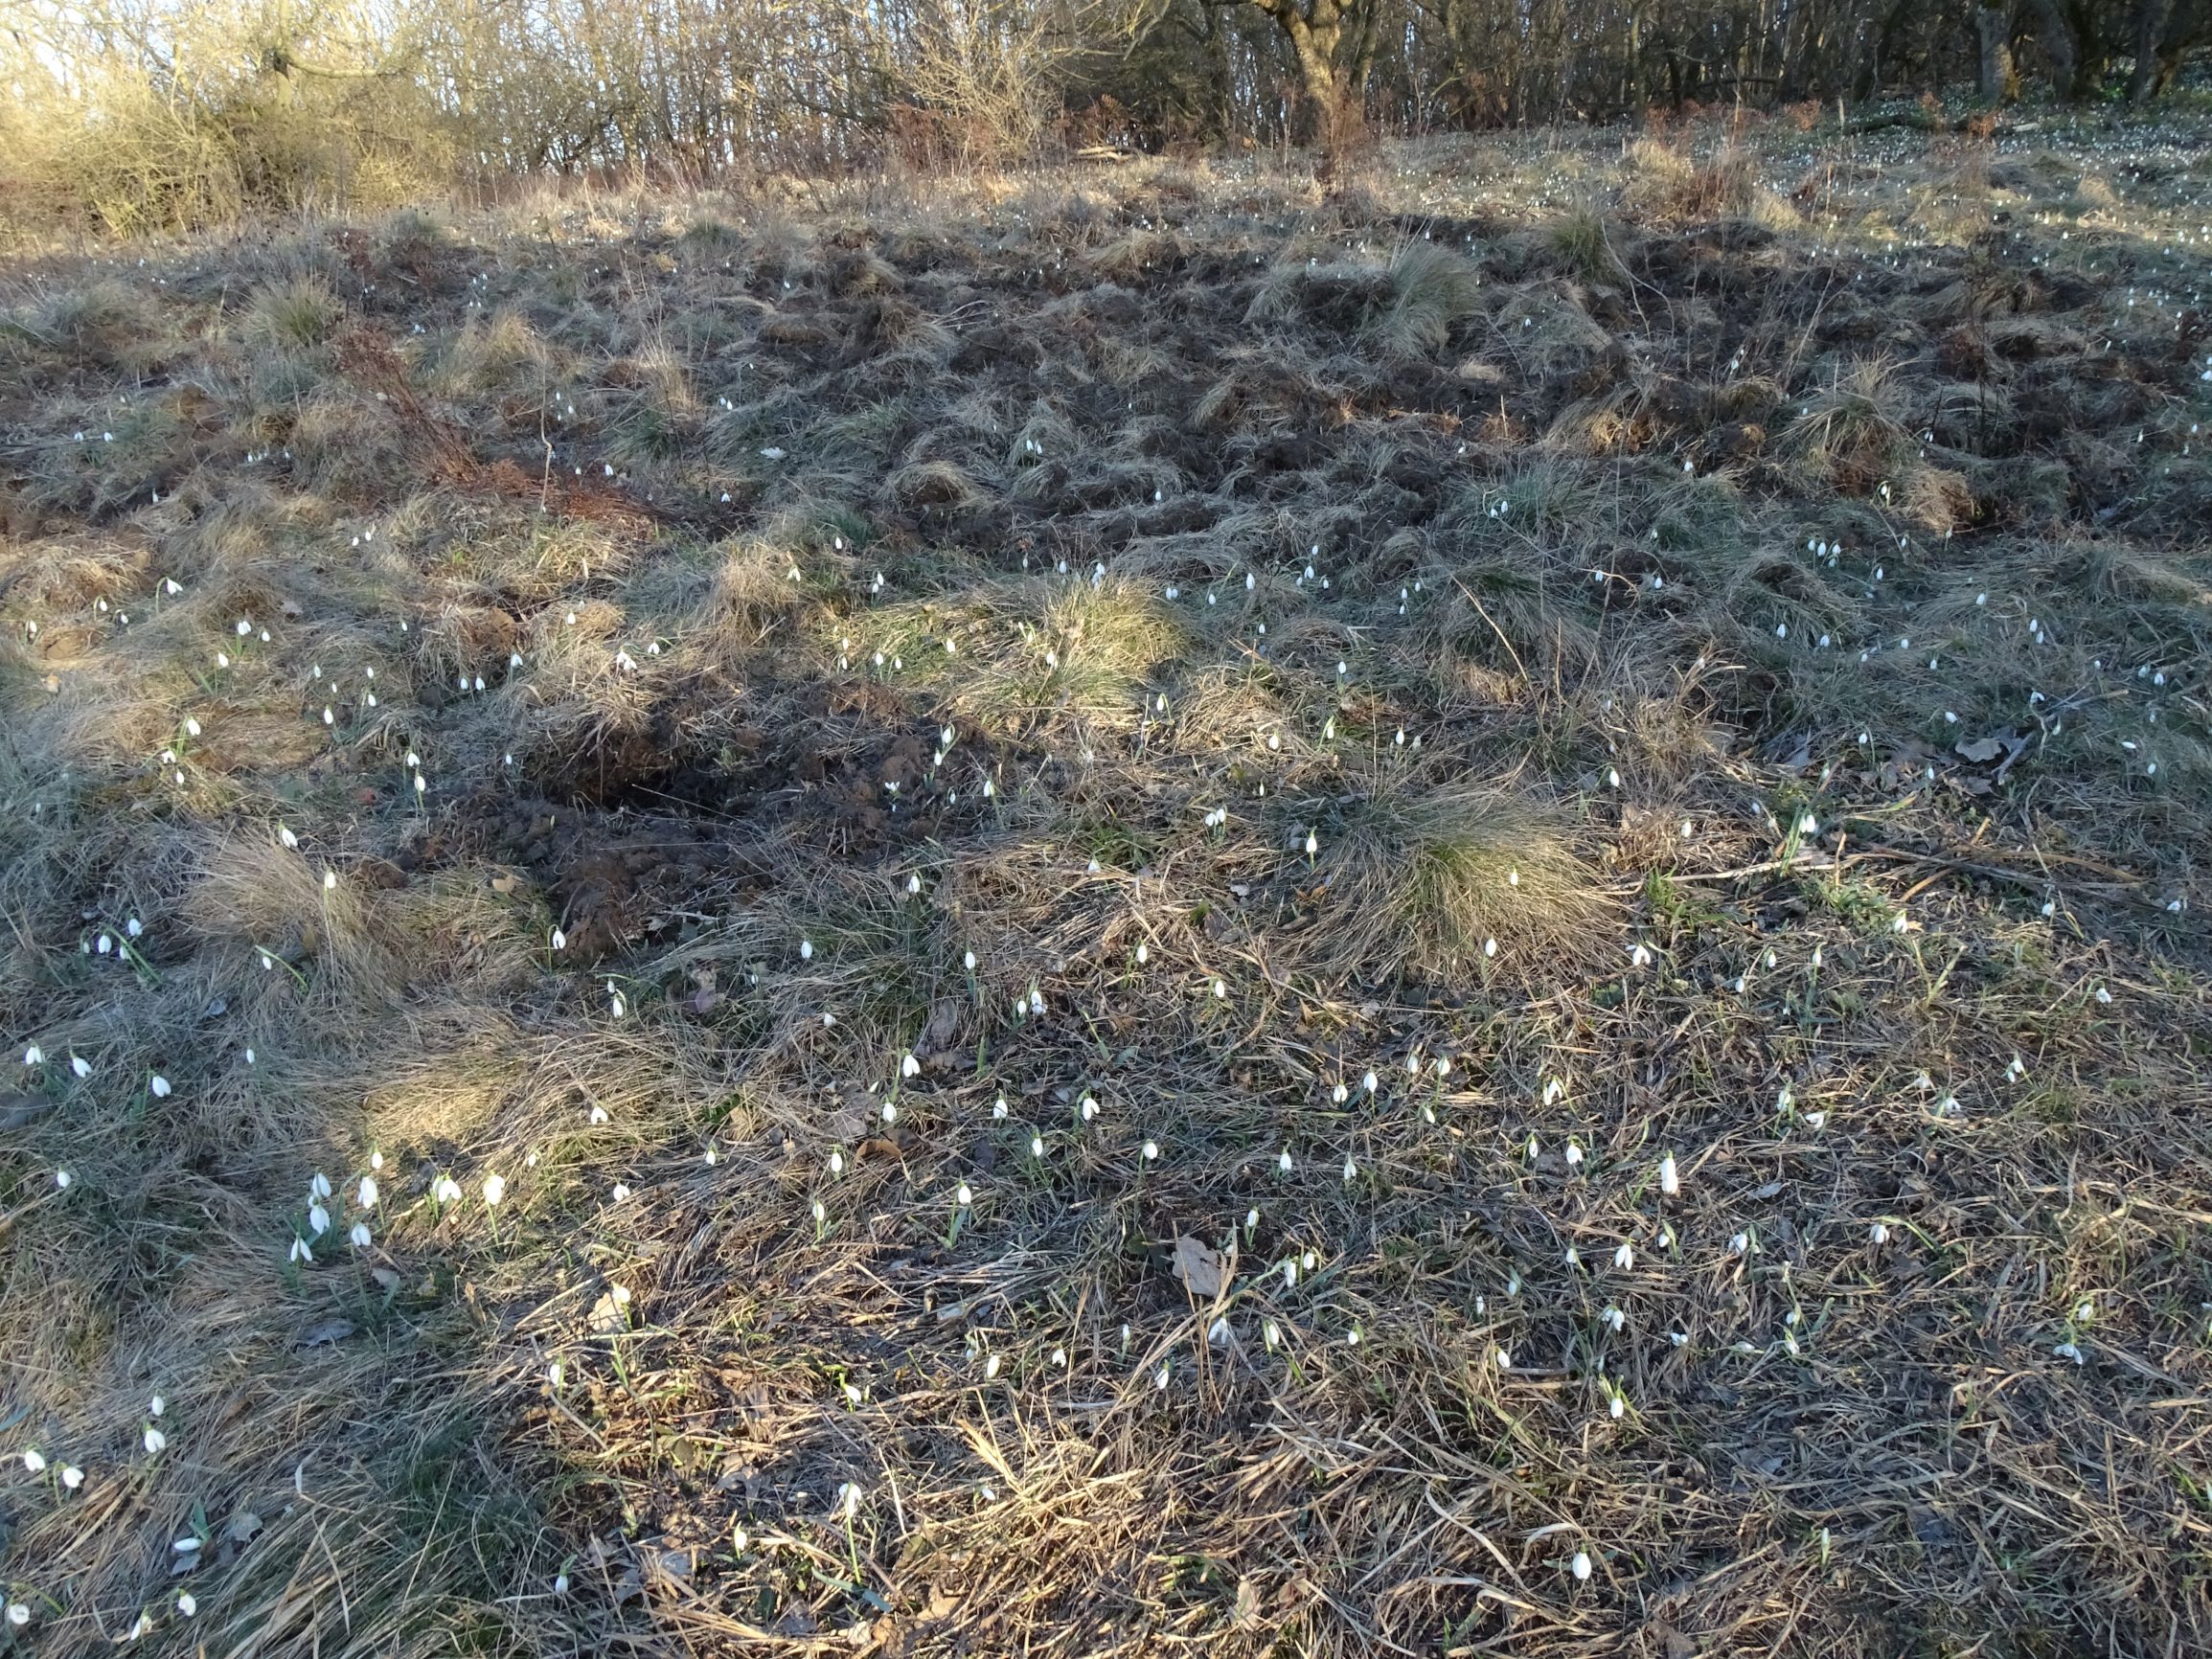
(1976, 8), (2017, 99)
(2130, 0), (2171, 99)
(2026, 0), (2080, 96)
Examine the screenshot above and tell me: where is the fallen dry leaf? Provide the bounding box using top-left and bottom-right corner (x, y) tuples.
(1172, 1235), (1229, 1299)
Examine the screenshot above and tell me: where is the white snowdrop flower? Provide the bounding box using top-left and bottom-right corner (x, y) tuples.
(1141, 1139), (1159, 1161)
(349, 1221), (371, 1248)
(607, 987), (625, 1018)
(1030, 1134), (1045, 1159)
(432, 1176), (463, 1204)
(144, 1423), (168, 1454)
(1730, 1232), (1749, 1255)
(22, 1449), (45, 1473)
(1283, 1260), (1298, 1289)
(1405, 1051), (1421, 1076)
(149, 1074), (171, 1099)
(1342, 1154), (1357, 1182)
(955, 1182), (973, 1207)
(901, 1053), (920, 1079)
(2055, 1341), (2084, 1365)
(992, 1097), (1008, 1121)
(97, 934), (112, 954)
(60, 1465), (82, 1490)
(1435, 1057), (1450, 1079)
(7, 1605), (27, 1627)
(236, 618), (252, 636)
(1565, 1245), (1581, 1268)
(880, 1100), (898, 1125)
(1892, 914), (1908, 934)
(1495, 1348), (1512, 1370)
(1614, 1242), (1634, 1270)
(308, 1202), (330, 1236)
(906, 874), (922, 895)
(587, 1103), (609, 1125)
(611, 1182), (631, 1202)
(829, 1149), (845, 1175)
(1564, 1143), (1584, 1168)
(1659, 1152), (1679, 1196)
(21, 1043), (40, 1066)
(1213, 978), (1227, 999)
(1603, 1305), (1626, 1331)
(175, 1593), (196, 1617)
(1278, 1148), (1293, 1174)
(1670, 1329), (1689, 1347)
(1079, 1095), (1098, 1121)
(1245, 1207), (1259, 1233)
(1629, 943), (1651, 967)
(324, 871), (337, 891)
(72, 1055), (91, 1079)
(482, 1173), (506, 1207)
(1363, 1070), (1379, 1095)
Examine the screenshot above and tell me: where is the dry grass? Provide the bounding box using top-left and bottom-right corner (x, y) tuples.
(3, 123), (2211, 1659)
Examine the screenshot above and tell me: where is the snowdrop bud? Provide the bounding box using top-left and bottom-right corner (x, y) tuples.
(1342, 1154), (1357, 1181)
(308, 1202), (329, 1236)
(55, 1169), (71, 1190)
(901, 1053), (920, 1079)
(149, 1074), (171, 1098)
(22, 1449), (45, 1473)
(1571, 1551), (1591, 1582)
(1278, 1148), (1293, 1174)
(349, 1221), (371, 1247)
(1659, 1153), (1679, 1196)
(71, 1055), (90, 1078)
(61, 1465), (82, 1490)
(21, 1044), (40, 1066)
(955, 1183), (972, 1206)
(1363, 1070), (1379, 1094)
(144, 1426), (167, 1454)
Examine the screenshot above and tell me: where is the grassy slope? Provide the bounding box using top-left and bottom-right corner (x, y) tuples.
(2, 117), (2210, 1656)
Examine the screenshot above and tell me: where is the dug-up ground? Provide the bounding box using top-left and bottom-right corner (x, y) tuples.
(3, 117), (2211, 1658)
